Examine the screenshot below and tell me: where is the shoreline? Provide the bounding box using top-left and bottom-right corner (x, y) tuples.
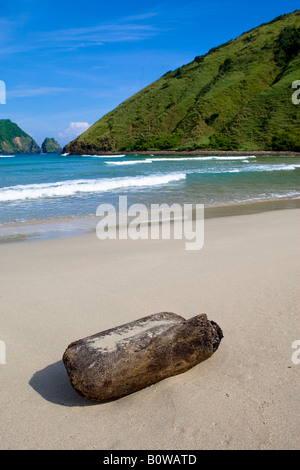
(64, 150), (300, 157)
(1, 196), (300, 245)
(0, 208), (299, 449)
(2, 150), (300, 157)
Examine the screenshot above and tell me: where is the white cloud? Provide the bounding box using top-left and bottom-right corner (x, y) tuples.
(7, 86), (69, 98)
(41, 22), (159, 49)
(59, 121), (90, 139)
(0, 11), (161, 57)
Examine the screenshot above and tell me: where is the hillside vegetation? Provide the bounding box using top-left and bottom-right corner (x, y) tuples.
(41, 137), (62, 153)
(64, 10), (300, 154)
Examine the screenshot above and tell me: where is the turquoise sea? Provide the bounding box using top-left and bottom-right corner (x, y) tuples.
(0, 153), (300, 242)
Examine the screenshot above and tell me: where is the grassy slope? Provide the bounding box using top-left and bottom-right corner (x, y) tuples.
(0, 119), (40, 154)
(65, 11), (300, 153)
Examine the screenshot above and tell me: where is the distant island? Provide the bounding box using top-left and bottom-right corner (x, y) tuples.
(63, 10), (300, 155)
(0, 121), (64, 155)
(0, 119), (40, 154)
(41, 137), (62, 154)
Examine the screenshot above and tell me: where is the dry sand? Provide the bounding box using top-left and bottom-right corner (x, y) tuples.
(0, 208), (299, 450)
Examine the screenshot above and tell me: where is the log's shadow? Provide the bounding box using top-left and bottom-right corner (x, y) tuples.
(29, 360), (97, 407)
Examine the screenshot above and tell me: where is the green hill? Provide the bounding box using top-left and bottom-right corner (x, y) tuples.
(64, 10), (300, 154)
(41, 137), (62, 153)
(0, 120), (41, 154)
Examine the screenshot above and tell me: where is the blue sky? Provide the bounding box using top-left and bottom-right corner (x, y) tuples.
(0, 0), (299, 147)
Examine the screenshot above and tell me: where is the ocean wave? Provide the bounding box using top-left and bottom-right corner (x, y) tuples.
(84, 154), (126, 158)
(0, 173), (186, 202)
(189, 163), (300, 175)
(60, 154), (126, 158)
(230, 191), (300, 203)
(192, 155), (257, 161)
(106, 159), (153, 165)
(285, 164), (300, 170)
(152, 155), (256, 162)
(268, 191), (300, 198)
(106, 160), (299, 174)
(0, 155), (15, 158)
(246, 164), (300, 172)
(226, 163), (299, 173)
(105, 155), (256, 165)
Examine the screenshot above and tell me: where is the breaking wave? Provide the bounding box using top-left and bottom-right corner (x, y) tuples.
(105, 155), (256, 165)
(0, 173), (186, 202)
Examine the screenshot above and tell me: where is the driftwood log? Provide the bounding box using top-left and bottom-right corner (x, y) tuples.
(63, 312), (223, 402)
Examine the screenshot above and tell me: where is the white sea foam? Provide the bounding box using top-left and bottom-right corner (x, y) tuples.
(60, 153), (126, 158)
(105, 155), (256, 165)
(222, 163), (298, 173)
(185, 162), (300, 175)
(0, 155), (15, 158)
(0, 173), (186, 202)
(145, 156), (255, 162)
(65, 154), (254, 161)
(87, 154), (126, 158)
(284, 164), (300, 170)
(106, 159), (153, 165)
(232, 191), (300, 203)
(247, 164), (299, 172)
(192, 155), (257, 161)
(152, 155), (257, 162)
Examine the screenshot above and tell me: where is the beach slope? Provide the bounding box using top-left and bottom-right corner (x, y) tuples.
(0, 209), (299, 450)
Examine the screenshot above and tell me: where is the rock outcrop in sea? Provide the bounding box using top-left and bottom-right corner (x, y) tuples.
(41, 137), (62, 154)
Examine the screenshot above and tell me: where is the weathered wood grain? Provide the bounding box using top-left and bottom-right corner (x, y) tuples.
(63, 312), (223, 402)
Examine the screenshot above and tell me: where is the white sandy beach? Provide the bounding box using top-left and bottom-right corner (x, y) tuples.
(0, 208), (299, 450)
